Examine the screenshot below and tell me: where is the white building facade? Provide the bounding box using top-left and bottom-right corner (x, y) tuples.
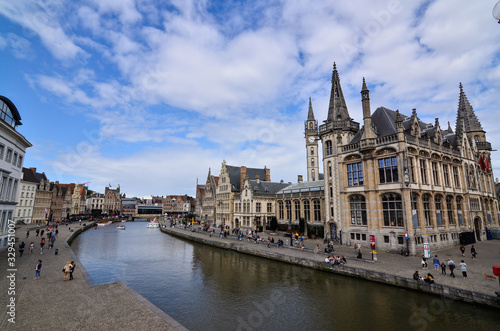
(0, 96), (32, 249)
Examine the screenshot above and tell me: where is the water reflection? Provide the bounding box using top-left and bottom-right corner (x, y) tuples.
(72, 222), (499, 331)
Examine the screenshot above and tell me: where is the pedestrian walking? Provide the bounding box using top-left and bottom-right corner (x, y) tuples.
(40, 229), (44, 237)
(459, 260), (468, 278)
(34, 260), (42, 280)
(460, 244), (465, 257)
(421, 255), (428, 269)
(35, 228), (40, 236)
(26, 230), (29, 238)
(470, 245), (477, 260)
(40, 237), (45, 254)
(29, 242), (34, 254)
(448, 258), (456, 278)
(69, 261), (76, 280)
(19, 242), (25, 257)
(433, 255), (440, 272)
(440, 261), (446, 275)
(63, 261), (71, 281)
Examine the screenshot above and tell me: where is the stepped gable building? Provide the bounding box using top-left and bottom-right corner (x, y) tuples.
(58, 183), (76, 219)
(104, 186), (121, 214)
(49, 181), (64, 222)
(25, 167), (52, 224)
(215, 161), (270, 228)
(194, 178), (204, 220)
(314, 63), (498, 255)
(199, 168), (218, 224)
(0, 96), (31, 248)
(233, 173), (289, 231)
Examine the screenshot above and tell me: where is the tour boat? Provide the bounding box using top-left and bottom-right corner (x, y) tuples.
(117, 225), (126, 230)
(146, 218), (160, 228)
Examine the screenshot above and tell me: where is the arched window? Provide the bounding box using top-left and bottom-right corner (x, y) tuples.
(278, 201), (284, 220)
(435, 195), (443, 226)
(311, 158), (314, 167)
(382, 194), (403, 227)
(446, 196), (454, 225)
(313, 199), (321, 221)
(423, 194), (431, 226)
(303, 200), (310, 221)
(310, 147), (314, 155)
(350, 195), (367, 225)
(294, 200), (300, 220)
(456, 196), (463, 226)
(312, 170), (315, 181)
(286, 200), (292, 220)
(326, 141), (332, 156)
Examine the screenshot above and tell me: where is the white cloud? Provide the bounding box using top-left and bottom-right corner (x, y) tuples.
(2, 0), (500, 196)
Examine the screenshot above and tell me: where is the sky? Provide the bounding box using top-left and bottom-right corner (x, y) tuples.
(0, 0), (499, 198)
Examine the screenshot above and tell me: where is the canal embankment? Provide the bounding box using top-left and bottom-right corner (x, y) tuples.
(0, 221), (187, 331)
(160, 225), (500, 309)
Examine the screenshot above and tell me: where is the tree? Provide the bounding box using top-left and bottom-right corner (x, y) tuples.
(269, 217), (278, 231)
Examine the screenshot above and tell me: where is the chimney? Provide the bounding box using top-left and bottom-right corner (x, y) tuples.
(298, 175), (303, 183)
(240, 166), (247, 190)
(265, 166), (271, 181)
(30, 167), (37, 173)
(255, 173), (260, 184)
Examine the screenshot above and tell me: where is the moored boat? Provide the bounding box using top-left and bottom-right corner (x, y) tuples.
(117, 225), (126, 230)
(146, 218), (160, 228)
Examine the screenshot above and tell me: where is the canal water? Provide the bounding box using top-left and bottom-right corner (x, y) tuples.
(71, 222), (499, 331)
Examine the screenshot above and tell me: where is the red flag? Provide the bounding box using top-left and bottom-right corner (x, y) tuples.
(478, 155), (486, 171)
(484, 156), (490, 173)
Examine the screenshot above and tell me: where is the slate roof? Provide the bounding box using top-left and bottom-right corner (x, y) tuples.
(226, 165), (267, 191)
(350, 107), (458, 147)
(277, 180), (324, 194)
(22, 168), (38, 183)
(248, 180), (290, 195)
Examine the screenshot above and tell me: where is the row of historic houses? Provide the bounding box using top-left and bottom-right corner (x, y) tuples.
(194, 63), (499, 255)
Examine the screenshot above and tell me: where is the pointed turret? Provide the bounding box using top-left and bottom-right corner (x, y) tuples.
(455, 82), (483, 133)
(327, 62), (351, 123)
(360, 77), (376, 140)
(307, 97), (315, 121)
(455, 83), (490, 151)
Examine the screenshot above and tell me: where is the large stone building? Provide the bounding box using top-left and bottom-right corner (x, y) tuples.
(233, 173), (289, 231)
(196, 168), (218, 224)
(0, 96), (31, 248)
(215, 161), (270, 228)
(27, 168), (52, 224)
(103, 186), (122, 214)
(313, 63), (498, 254)
(276, 176), (326, 237)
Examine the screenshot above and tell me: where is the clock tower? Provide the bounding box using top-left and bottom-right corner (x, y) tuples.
(305, 98), (320, 181)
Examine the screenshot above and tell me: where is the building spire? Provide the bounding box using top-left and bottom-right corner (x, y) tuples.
(307, 97), (315, 121)
(327, 62), (350, 123)
(455, 82), (483, 133)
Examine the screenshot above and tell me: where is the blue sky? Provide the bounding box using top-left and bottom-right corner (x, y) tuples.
(0, 0), (499, 198)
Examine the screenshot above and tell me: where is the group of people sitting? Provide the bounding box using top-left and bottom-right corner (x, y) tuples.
(413, 271), (435, 284)
(325, 254), (347, 268)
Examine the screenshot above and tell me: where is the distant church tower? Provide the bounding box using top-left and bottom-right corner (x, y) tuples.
(305, 98), (319, 181)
